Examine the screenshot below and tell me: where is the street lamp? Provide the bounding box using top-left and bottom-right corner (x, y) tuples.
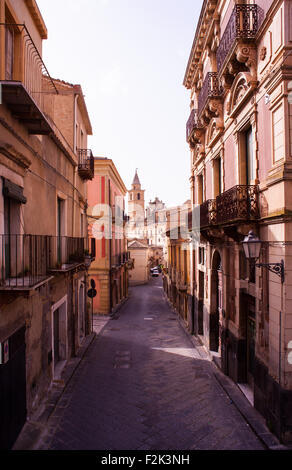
(242, 231), (285, 283)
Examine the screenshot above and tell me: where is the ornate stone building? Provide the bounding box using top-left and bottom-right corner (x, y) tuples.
(184, 0), (292, 443)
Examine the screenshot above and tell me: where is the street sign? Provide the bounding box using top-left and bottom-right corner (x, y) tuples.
(87, 288), (97, 299)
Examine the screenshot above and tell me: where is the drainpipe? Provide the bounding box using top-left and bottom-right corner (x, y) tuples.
(72, 94), (78, 238)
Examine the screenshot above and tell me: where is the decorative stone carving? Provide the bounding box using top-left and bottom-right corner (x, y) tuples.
(260, 46), (267, 61)
(226, 73), (256, 116)
(235, 45), (257, 83)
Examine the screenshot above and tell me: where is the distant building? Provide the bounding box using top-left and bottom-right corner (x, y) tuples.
(128, 240), (150, 286)
(87, 158), (130, 315)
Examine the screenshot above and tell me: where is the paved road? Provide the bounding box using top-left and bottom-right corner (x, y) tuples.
(38, 277), (265, 450)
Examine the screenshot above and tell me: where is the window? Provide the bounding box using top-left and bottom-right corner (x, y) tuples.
(213, 157), (222, 197)
(238, 126), (255, 185)
(137, 193), (141, 200)
(197, 174), (204, 204)
(245, 127), (254, 185)
(57, 198), (66, 264)
(199, 247), (205, 265)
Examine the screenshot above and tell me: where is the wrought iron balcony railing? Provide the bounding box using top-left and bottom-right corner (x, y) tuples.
(198, 72), (222, 116)
(200, 199), (217, 228)
(0, 23), (58, 134)
(216, 5), (264, 74)
(186, 109), (200, 142)
(0, 235), (88, 289)
(78, 149), (94, 180)
(216, 185), (259, 225)
(111, 252), (129, 268)
(0, 235), (51, 289)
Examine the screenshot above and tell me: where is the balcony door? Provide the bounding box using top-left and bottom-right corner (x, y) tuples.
(57, 198), (65, 265)
(245, 127), (254, 186)
(4, 197), (11, 278)
(5, 26), (14, 80)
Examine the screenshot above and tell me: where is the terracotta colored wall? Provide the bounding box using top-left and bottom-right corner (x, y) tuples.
(257, 96), (273, 182)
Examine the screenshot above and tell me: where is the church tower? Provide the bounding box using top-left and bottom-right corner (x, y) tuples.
(128, 169), (145, 220)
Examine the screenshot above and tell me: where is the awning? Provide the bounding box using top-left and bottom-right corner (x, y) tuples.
(2, 178), (27, 204)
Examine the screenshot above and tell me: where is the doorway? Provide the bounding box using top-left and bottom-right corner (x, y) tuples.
(245, 295), (256, 388)
(210, 251), (222, 353)
(78, 281), (85, 343)
(0, 327), (27, 449)
(198, 270), (204, 335)
(51, 297), (68, 377)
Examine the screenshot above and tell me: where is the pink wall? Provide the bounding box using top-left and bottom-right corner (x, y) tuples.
(220, 1), (234, 36)
(257, 97), (272, 182)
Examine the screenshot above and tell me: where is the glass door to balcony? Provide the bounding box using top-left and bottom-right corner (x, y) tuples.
(4, 197), (11, 279)
(246, 127), (254, 186)
(5, 26), (14, 80)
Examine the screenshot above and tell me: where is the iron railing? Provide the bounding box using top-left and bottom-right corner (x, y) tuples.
(186, 109), (200, 141)
(77, 149), (94, 180)
(0, 235), (50, 288)
(198, 72), (222, 116)
(0, 235), (87, 288)
(200, 199), (217, 228)
(216, 5), (263, 73)
(0, 23), (58, 108)
(216, 185), (259, 225)
(111, 252), (130, 268)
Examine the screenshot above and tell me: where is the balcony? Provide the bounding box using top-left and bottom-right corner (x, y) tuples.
(111, 252), (130, 269)
(78, 149), (94, 180)
(216, 5), (264, 74)
(216, 185), (259, 225)
(0, 235), (52, 290)
(0, 235), (88, 290)
(0, 23), (58, 134)
(186, 109), (202, 142)
(200, 199), (217, 228)
(48, 236), (87, 272)
(199, 186), (259, 232)
(198, 72), (222, 117)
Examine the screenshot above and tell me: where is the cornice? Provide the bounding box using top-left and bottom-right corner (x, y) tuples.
(25, 0), (48, 39)
(183, 0), (219, 90)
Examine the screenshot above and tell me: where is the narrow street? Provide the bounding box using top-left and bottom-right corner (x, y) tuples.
(29, 277), (268, 451)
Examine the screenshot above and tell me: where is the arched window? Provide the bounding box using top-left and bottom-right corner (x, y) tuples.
(137, 193), (141, 200)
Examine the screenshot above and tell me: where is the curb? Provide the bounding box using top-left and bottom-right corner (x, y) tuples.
(110, 294), (131, 319)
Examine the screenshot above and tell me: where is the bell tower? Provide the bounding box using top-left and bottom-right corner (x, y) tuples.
(128, 169), (145, 220)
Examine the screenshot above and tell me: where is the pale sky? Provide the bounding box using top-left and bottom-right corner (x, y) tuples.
(37, 0), (203, 208)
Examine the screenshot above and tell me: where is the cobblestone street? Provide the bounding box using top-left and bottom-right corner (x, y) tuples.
(32, 278), (271, 450)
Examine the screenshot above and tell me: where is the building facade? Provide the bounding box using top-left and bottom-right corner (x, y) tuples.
(128, 239), (150, 286)
(183, 0), (292, 443)
(0, 0), (94, 449)
(87, 158), (130, 315)
(163, 201), (193, 329)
